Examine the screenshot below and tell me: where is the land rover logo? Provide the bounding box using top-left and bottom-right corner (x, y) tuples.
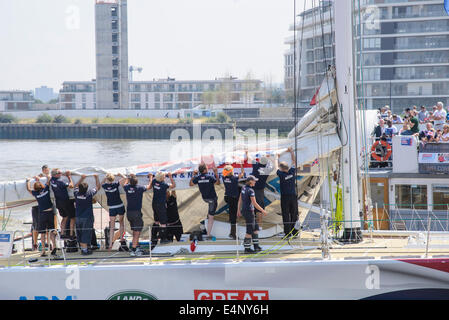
(107, 291), (157, 300)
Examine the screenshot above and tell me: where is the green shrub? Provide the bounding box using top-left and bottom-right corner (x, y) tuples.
(74, 119), (82, 125)
(216, 112), (230, 123)
(36, 113), (53, 123)
(92, 118), (99, 124)
(52, 115), (70, 124)
(0, 113), (17, 123)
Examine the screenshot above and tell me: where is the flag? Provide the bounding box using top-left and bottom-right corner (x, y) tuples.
(446, 0), (449, 15)
(310, 87), (320, 106)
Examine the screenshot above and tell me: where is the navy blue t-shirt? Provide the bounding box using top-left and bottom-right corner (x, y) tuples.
(192, 173), (217, 200)
(32, 185), (53, 213)
(124, 184), (147, 211)
(74, 188), (97, 219)
(50, 177), (70, 202)
(102, 182), (123, 207)
(277, 168), (297, 195)
(152, 180), (169, 204)
(222, 175), (240, 198)
(241, 185), (255, 212)
(252, 163), (269, 190)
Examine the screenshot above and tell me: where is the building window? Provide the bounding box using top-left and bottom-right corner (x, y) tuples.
(395, 184), (427, 210)
(113, 70), (119, 78)
(112, 46), (118, 54)
(112, 34), (118, 42)
(113, 93), (119, 103)
(432, 186), (449, 211)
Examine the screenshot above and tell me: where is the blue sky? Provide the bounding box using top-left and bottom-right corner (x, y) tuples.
(0, 0), (297, 92)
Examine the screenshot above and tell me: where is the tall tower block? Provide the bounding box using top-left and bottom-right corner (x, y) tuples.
(95, 0), (129, 109)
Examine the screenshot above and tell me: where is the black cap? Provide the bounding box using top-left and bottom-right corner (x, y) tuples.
(246, 175), (259, 183)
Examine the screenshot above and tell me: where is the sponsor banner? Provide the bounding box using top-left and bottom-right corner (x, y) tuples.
(401, 137), (413, 146)
(0, 232), (13, 259)
(194, 290), (269, 300)
(418, 153), (449, 164)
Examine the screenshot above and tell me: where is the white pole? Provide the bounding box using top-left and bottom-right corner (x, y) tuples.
(334, 0), (362, 243)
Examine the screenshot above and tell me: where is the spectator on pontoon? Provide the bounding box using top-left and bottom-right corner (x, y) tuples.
(26, 175), (57, 257)
(384, 120), (398, 143)
(50, 169), (75, 239)
(237, 175), (267, 254)
(419, 123), (437, 143)
(408, 110), (420, 135)
(372, 119), (385, 140)
(148, 171), (176, 245)
(392, 114), (403, 124)
(74, 174), (100, 256)
(166, 190), (184, 242)
(437, 124), (449, 143)
(120, 174), (152, 257)
(432, 102), (446, 131)
(418, 106), (429, 124)
(276, 147), (299, 238)
(399, 123), (413, 136)
(101, 173), (126, 251)
(189, 163), (220, 239)
(246, 151), (274, 229)
(380, 106), (389, 120)
(222, 163), (245, 240)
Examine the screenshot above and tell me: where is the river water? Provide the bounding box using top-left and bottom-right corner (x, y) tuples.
(0, 138), (266, 232)
(0, 139), (196, 232)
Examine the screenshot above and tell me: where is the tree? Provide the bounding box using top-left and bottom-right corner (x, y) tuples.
(53, 115), (70, 123)
(36, 113), (53, 123)
(34, 99), (44, 104)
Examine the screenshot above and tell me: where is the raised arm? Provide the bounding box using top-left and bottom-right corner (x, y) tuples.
(146, 174), (153, 191)
(25, 178), (34, 195)
(189, 169), (198, 187)
(238, 163), (245, 179)
(119, 175), (128, 187)
(168, 172), (176, 189)
(213, 167), (220, 185)
(94, 174), (101, 191)
(147, 173), (154, 190)
(75, 175), (87, 189)
(66, 171), (74, 189)
(288, 147), (296, 167)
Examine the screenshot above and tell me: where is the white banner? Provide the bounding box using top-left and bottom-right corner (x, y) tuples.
(0, 232), (13, 259)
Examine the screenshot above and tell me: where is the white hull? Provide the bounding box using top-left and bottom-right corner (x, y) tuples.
(3, 257), (449, 300)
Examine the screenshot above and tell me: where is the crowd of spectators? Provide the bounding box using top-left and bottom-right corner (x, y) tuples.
(372, 101), (448, 144)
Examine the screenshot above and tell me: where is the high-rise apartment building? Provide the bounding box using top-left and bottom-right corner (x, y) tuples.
(95, 0), (129, 109)
(285, 0), (449, 113)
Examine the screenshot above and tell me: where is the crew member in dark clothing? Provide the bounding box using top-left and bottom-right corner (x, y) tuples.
(189, 163), (220, 238)
(120, 173), (152, 256)
(222, 163), (245, 239)
(237, 175), (267, 253)
(26, 175), (57, 257)
(74, 174), (100, 256)
(245, 151), (274, 227)
(101, 173), (126, 251)
(166, 190), (184, 242)
(148, 171), (176, 245)
(50, 169), (75, 239)
(276, 147), (299, 237)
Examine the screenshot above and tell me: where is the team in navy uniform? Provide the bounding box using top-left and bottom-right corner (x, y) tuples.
(50, 169), (75, 239)
(148, 171), (176, 245)
(120, 174), (152, 257)
(26, 174), (57, 257)
(276, 147), (299, 237)
(221, 164), (245, 239)
(101, 173), (126, 251)
(74, 174), (101, 255)
(189, 164), (220, 239)
(28, 149), (298, 256)
(237, 175), (267, 253)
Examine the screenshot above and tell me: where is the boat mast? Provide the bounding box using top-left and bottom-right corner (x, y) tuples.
(334, 0), (362, 243)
